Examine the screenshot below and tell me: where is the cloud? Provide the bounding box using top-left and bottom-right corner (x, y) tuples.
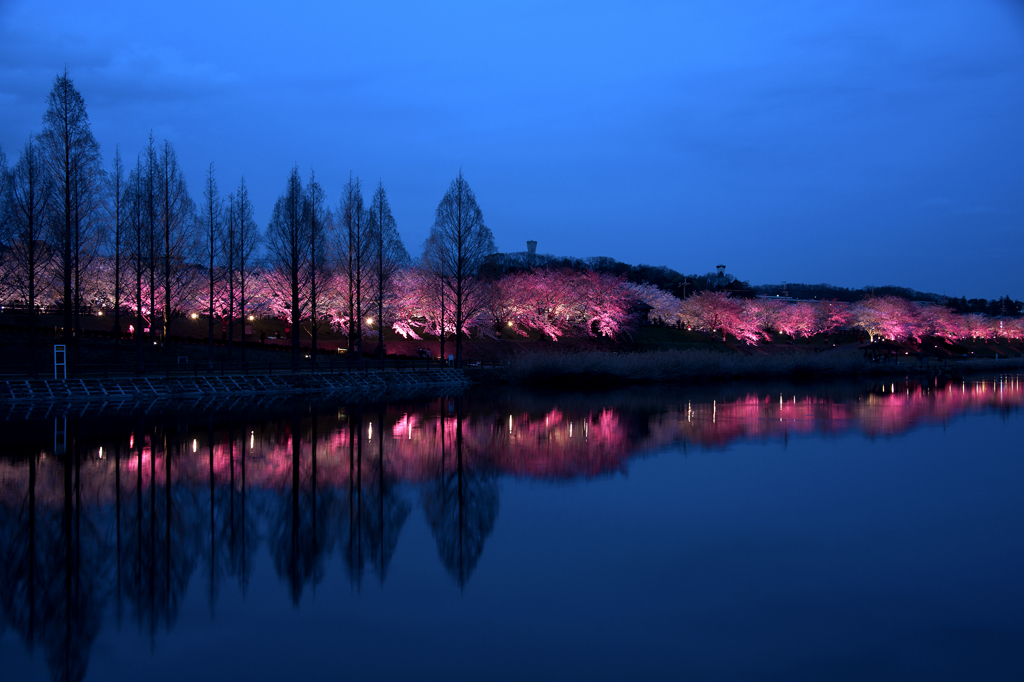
(0, 15), (237, 114)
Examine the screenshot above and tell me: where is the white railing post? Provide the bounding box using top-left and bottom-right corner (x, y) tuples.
(54, 344), (66, 380)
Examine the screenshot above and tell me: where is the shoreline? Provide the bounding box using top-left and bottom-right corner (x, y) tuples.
(0, 369), (471, 405)
(2, 348), (1022, 406)
(486, 348), (1024, 389)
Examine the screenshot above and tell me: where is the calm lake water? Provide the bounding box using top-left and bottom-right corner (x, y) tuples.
(1, 376), (1023, 681)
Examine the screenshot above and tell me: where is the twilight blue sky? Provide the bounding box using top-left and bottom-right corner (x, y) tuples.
(1, 0), (1022, 299)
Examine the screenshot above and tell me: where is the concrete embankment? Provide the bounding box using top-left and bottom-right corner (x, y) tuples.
(0, 369), (471, 404)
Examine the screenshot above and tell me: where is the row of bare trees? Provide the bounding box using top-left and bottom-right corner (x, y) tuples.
(1, 71), (501, 373)
(265, 169), (418, 369)
(0, 72), (218, 371)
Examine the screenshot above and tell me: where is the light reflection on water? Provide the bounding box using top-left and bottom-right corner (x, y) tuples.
(0, 375), (1022, 681)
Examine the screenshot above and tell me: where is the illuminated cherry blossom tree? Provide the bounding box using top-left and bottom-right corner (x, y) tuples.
(851, 296), (924, 342)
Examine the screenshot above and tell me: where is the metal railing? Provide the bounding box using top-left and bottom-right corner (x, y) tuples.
(0, 356), (508, 379)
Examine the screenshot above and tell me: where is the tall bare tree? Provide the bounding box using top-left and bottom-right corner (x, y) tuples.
(233, 178), (260, 364)
(0, 144), (9, 305)
(427, 171), (495, 367)
(304, 171), (331, 366)
(3, 139), (54, 374)
(202, 162), (222, 364)
(105, 146), (128, 359)
(38, 68), (102, 368)
(126, 156), (148, 370)
(70, 148), (105, 366)
(336, 175), (369, 360)
(157, 140), (198, 346)
(224, 195), (237, 358)
(0, 143), (8, 254)
(266, 167), (308, 369)
(366, 181), (409, 363)
(144, 135), (159, 345)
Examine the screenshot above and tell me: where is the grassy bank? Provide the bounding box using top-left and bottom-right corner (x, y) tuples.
(502, 348), (1024, 387)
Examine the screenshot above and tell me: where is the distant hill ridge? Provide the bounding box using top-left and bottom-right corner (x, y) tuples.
(484, 252), (1023, 317)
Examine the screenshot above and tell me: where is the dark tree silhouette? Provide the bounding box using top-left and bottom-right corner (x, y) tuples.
(268, 411), (335, 604)
(38, 68), (102, 367)
(367, 181), (409, 364)
(336, 175), (369, 359)
(426, 171), (495, 367)
(0, 143), (8, 237)
(2, 139), (54, 375)
(144, 136), (158, 345)
(0, 432), (114, 682)
(226, 419), (260, 595)
(422, 399), (500, 588)
(266, 168), (308, 370)
(156, 140), (198, 346)
(125, 156), (149, 371)
(119, 428), (202, 641)
(365, 409), (410, 583)
(232, 178), (260, 364)
(202, 163), (223, 365)
(341, 409), (368, 587)
(304, 171), (331, 366)
(339, 408), (411, 588)
(105, 146), (128, 360)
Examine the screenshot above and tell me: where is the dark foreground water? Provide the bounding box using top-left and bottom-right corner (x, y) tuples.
(1, 375), (1023, 681)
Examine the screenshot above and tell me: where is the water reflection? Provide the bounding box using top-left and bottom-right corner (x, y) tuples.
(0, 375), (1021, 681)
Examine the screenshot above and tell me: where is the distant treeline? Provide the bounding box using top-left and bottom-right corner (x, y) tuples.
(486, 251), (1022, 316)
(484, 252), (752, 298)
(752, 283), (1022, 316)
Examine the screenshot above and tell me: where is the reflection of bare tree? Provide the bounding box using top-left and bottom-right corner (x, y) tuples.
(0, 451), (45, 654)
(202, 419), (263, 611)
(341, 410), (368, 587)
(367, 410), (411, 584)
(205, 421), (225, 612)
(119, 428), (202, 641)
(268, 412), (336, 604)
(340, 409), (411, 589)
(0, 434), (114, 682)
(226, 420), (260, 596)
(422, 398), (499, 589)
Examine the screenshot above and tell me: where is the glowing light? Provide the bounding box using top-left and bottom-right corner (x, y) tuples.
(507, 321), (513, 326)
(366, 317), (374, 325)
(98, 447), (103, 458)
(97, 310), (103, 316)
(190, 313), (198, 320)
(368, 422), (373, 440)
(250, 431), (254, 449)
(248, 315), (255, 321)
(192, 439), (197, 453)
(129, 434), (134, 448)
